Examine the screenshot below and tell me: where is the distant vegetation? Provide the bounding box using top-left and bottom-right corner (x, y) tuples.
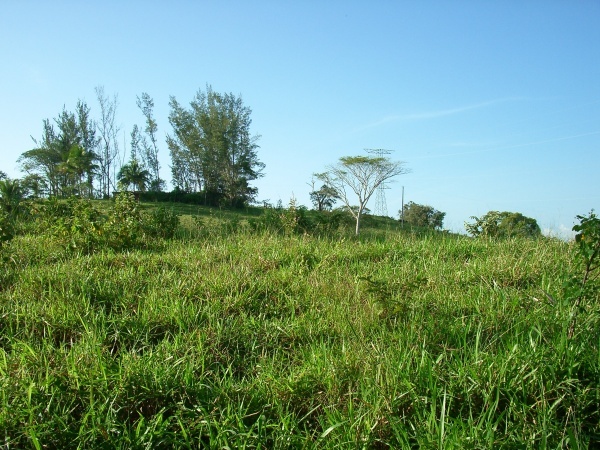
(15, 85), (264, 208)
(0, 193), (598, 447)
(400, 201), (446, 230)
(465, 210), (542, 239)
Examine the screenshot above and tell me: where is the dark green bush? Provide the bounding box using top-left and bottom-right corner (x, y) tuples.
(0, 210), (12, 246)
(143, 206), (180, 239)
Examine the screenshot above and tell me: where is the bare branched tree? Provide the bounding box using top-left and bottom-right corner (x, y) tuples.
(137, 92), (164, 191)
(95, 86), (122, 197)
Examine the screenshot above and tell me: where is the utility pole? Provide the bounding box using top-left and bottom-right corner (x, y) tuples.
(401, 185), (405, 226)
(365, 148), (394, 217)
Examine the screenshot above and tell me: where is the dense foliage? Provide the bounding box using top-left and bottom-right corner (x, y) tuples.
(13, 86), (264, 207)
(17, 102), (99, 198)
(465, 210), (542, 239)
(401, 201), (445, 229)
(167, 86), (264, 206)
(0, 179), (24, 245)
(0, 199), (598, 448)
(117, 158), (151, 192)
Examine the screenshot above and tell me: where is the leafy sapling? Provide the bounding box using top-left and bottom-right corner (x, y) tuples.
(566, 211), (600, 338)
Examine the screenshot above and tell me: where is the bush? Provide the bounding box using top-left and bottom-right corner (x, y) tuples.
(565, 211), (600, 337)
(249, 204), (285, 234)
(0, 178), (24, 217)
(61, 198), (103, 252)
(249, 199), (316, 236)
(143, 206), (180, 239)
(104, 192), (144, 249)
(312, 209), (348, 234)
(21, 197), (103, 253)
(0, 209), (13, 246)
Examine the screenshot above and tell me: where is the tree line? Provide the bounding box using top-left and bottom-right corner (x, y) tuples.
(14, 85), (264, 207)
(5, 84), (545, 237)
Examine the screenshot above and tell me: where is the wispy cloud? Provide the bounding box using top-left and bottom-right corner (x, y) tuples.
(354, 97), (523, 132)
(445, 140), (499, 148)
(412, 130), (600, 160)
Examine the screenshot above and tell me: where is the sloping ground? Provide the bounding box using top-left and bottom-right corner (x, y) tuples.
(0, 230), (598, 448)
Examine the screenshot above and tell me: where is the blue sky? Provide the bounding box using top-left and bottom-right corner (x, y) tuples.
(1, 1), (599, 237)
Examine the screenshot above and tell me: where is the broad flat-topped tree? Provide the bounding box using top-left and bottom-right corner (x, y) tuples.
(318, 155), (409, 235)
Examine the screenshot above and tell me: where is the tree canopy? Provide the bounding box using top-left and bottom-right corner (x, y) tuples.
(117, 158), (150, 192)
(18, 102), (99, 198)
(12, 86), (266, 206)
(167, 86), (264, 207)
(308, 174), (337, 211)
(401, 201), (445, 229)
(465, 211), (541, 239)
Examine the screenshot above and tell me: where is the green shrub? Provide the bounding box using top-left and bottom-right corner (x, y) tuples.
(565, 211), (600, 337)
(104, 192), (143, 249)
(249, 199), (315, 236)
(248, 205), (284, 234)
(0, 209), (13, 246)
(143, 206), (180, 239)
(61, 198), (103, 252)
(0, 178), (24, 216)
(21, 197), (103, 253)
(312, 209), (348, 235)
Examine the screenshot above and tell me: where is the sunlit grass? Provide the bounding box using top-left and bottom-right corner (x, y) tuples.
(0, 209), (598, 448)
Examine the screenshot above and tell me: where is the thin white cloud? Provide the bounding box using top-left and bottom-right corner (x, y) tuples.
(412, 130), (600, 160)
(398, 98), (518, 120)
(354, 97), (523, 132)
(445, 140), (499, 148)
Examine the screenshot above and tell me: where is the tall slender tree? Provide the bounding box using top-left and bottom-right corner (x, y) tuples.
(130, 124), (142, 162)
(136, 93), (163, 191)
(75, 100), (99, 197)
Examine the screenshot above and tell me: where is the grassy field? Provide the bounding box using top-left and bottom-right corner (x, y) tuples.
(0, 200), (598, 448)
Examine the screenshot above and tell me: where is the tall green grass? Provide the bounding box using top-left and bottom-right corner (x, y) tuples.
(0, 205), (598, 448)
